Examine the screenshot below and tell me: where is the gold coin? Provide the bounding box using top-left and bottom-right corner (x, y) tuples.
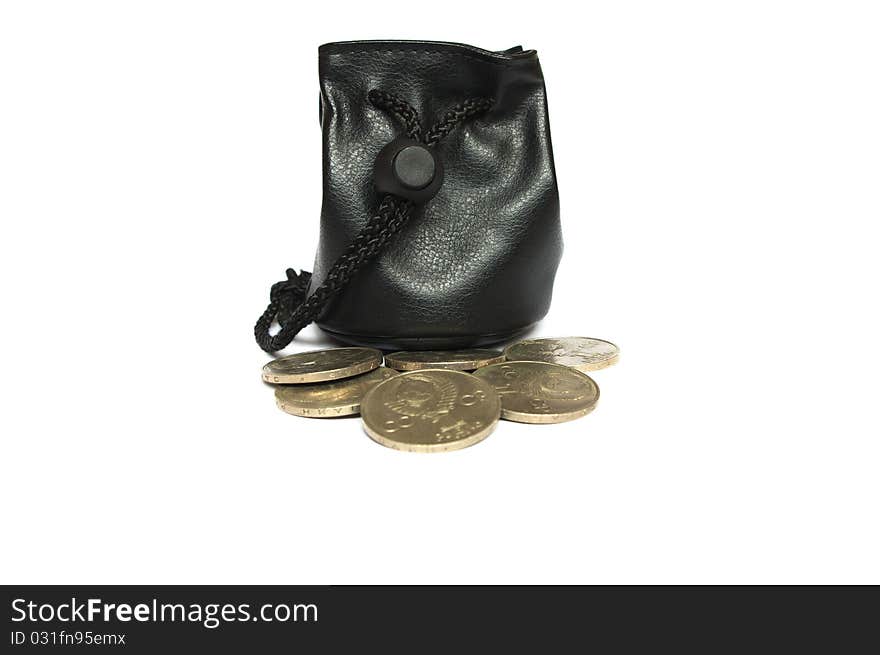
(275, 367), (399, 418)
(384, 349), (505, 371)
(361, 369), (501, 452)
(262, 347), (382, 384)
(503, 337), (620, 372)
(473, 361), (599, 424)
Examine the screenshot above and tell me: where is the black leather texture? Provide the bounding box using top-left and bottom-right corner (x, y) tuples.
(310, 40), (563, 349)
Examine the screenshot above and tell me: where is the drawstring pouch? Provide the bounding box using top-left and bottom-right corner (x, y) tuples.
(255, 40), (562, 352)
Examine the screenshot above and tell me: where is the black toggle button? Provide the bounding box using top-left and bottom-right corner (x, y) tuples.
(394, 145), (436, 190)
(374, 137), (444, 203)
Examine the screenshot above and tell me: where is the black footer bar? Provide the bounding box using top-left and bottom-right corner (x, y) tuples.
(2, 585), (876, 652)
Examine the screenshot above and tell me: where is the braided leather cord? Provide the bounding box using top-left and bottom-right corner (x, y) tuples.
(254, 91), (494, 353)
(368, 90), (423, 140)
(423, 97), (494, 146)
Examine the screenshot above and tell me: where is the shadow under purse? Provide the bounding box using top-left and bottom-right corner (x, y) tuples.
(255, 40), (563, 352)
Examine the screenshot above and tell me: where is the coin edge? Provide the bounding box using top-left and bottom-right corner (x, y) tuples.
(384, 351), (505, 372)
(261, 348), (383, 384)
(273, 367), (397, 417)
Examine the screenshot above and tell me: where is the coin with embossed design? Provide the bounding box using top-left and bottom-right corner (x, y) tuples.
(360, 369), (501, 452)
(474, 361), (599, 424)
(262, 347), (382, 384)
(275, 367), (399, 418)
(384, 349), (505, 372)
(503, 337), (619, 372)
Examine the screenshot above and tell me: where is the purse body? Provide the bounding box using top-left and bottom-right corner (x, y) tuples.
(310, 40), (562, 349)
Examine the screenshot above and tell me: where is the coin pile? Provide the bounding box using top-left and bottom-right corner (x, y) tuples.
(261, 338), (619, 452)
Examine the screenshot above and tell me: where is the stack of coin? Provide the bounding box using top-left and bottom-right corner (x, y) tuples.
(263, 347), (392, 418)
(261, 337), (619, 452)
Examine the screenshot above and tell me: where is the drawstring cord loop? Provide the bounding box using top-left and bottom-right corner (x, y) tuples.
(254, 90), (493, 353)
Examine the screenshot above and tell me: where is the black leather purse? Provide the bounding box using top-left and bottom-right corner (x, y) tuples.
(255, 40), (562, 352)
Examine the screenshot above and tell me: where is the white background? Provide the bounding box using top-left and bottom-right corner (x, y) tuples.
(2, 1), (878, 584)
